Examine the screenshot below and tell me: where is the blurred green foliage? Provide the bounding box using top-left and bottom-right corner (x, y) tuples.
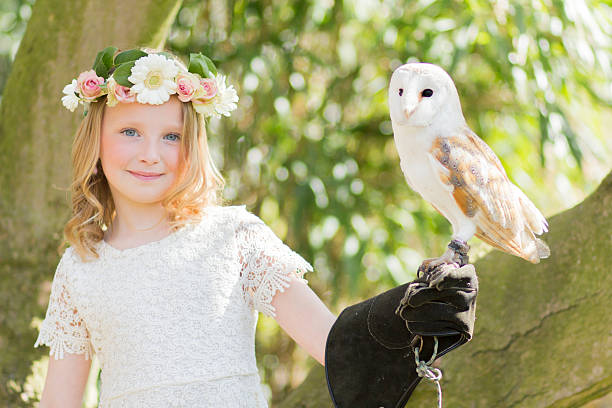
(0, 0), (32, 98)
(2, 0), (611, 406)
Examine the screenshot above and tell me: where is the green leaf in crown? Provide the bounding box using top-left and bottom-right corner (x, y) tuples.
(114, 49), (148, 66)
(113, 61), (137, 88)
(188, 53), (218, 78)
(92, 46), (118, 79)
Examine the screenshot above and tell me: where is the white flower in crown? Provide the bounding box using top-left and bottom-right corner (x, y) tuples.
(191, 74), (238, 119)
(214, 74), (239, 117)
(192, 97), (218, 118)
(61, 79), (81, 112)
(128, 54), (179, 105)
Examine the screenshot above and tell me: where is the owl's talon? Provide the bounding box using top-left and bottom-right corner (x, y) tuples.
(418, 249), (459, 277)
(427, 264), (458, 288)
(417, 240), (471, 278)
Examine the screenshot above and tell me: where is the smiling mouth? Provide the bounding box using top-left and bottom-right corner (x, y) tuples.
(128, 171), (163, 180)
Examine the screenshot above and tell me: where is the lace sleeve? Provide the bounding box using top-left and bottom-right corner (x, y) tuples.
(234, 206), (313, 318)
(34, 252), (94, 360)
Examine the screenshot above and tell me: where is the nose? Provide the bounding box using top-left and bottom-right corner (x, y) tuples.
(140, 138), (161, 164)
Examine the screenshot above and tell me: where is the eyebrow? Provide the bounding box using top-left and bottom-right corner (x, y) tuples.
(118, 120), (183, 131)
(165, 125), (183, 133)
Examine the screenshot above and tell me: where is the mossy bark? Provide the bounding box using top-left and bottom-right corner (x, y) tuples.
(278, 170), (612, 408)
(0, 0), (182, 405)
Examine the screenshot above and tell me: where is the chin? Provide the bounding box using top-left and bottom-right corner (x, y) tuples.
(130, 194), (170, 205)
(119, 186), (175, 205)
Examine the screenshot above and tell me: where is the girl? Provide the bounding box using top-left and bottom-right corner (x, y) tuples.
(34, 46), (337, 407)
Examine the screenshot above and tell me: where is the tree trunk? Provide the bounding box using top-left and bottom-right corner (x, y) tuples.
(0, 0), (182, 405)
(278, 170), (612, 408)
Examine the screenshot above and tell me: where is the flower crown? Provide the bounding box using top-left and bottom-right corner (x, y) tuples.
(61, 46), (239, 119)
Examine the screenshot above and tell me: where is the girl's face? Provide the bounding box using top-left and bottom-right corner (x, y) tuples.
(99, 95), (184, 208)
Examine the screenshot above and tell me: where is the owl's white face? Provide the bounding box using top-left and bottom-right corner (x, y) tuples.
(388, 63), (461, 128)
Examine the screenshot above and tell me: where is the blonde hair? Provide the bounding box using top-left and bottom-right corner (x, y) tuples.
(59, 65), (226, 262)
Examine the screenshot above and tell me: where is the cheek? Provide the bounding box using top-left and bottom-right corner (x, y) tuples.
(100, 133), (135, 171)
(165, 145), (182, 173)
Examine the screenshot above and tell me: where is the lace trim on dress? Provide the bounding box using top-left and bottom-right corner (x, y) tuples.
(34, 324), (94, 360)
(235, 206), (313, 318)
(34, 252), (94, 360)
(247, 255), (312, 318)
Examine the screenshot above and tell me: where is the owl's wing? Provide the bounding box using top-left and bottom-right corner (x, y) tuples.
(429, 126), (542, 260)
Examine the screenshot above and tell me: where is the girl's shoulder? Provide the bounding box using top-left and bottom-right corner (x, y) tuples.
(204, 205), (269, 238)
(60, 245), (79, 265)
(206, 204), (260, 224)
(61, 243), (104, 268)
(206, 204), (247, 215)
(47, 245), (82, 282)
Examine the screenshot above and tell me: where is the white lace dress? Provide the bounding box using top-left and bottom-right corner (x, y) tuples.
(34, 205), (313, 407)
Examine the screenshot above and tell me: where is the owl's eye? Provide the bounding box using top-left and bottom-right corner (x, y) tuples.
(421, 89), (434, 97)
(399, 88), (403, 96)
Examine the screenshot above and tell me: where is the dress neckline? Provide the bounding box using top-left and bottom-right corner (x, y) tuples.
(98, 215), (208, 257)
(96, 206), (226, 257)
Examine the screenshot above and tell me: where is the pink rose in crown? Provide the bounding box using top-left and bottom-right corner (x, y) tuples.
(195, 78), (218, 101)
(77, 70), (105, 100)
(106, 78), (135, 106)
(176, 72), (201, 102)
(114, 82), (136, 103)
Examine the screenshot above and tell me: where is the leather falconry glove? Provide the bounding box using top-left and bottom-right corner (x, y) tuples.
(325, 263), (478, 408)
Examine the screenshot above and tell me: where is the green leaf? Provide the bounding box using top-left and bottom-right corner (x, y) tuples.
(203, 55), (217, 76)
(114, 49), (147, 66)
(92, 46), (117, 78)
(188, 53), (217, 78)
(113, 61), (136, 87)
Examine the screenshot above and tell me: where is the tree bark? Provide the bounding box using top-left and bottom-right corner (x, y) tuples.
(0, 0), (182, 405)
(278, 170), (612, 408)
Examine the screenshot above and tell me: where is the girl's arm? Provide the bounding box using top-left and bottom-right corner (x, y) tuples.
(39, 353), (91, 408)
(271, 274), (337, 366)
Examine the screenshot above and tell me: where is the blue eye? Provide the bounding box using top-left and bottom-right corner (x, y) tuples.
(122, 128), (138, 137)
(165, 133), (180, 142)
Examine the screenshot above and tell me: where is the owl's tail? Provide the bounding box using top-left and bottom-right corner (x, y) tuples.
(475, 224), (550, 263)
(476, 185), (551, 263)
(514, 185), (550, 263)
(519, 231), (551, 263)
(513, 184), (548, 235)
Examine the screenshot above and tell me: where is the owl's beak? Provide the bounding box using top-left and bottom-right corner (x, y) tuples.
(402, 98), (418, 118)
(403, 105), (417, 118)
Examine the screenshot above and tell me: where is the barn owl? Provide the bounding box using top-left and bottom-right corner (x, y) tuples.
(388, 62), (550, 271)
